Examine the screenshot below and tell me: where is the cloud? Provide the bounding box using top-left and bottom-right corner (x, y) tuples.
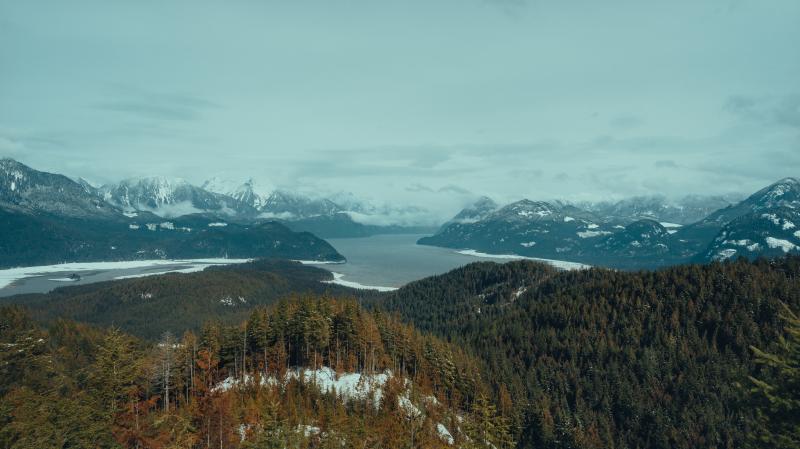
(725, 94), (800, 128)
(654, 160), (678, 168)
(0, 136), (24, 154)
(609, 115), (644, 129)
(94, 89), (219, 122)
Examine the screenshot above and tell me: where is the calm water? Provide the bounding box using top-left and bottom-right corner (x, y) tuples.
(0, 235), (502, 297)
(309, 234), (504, 288)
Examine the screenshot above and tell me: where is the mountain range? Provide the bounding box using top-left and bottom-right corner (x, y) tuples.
(0, 159), (342, 268)
(420, 177), (800, 269)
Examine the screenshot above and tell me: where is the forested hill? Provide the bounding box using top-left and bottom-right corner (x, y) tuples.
(0, 259), (383, 340)
(0, 297), (513, 448)
(371, 257), (800, 448)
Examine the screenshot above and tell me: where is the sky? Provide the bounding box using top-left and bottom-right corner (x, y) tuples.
(1, 0), (799, 222)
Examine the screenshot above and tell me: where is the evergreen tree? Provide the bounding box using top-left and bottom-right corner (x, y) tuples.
(747, 303), (800, 449)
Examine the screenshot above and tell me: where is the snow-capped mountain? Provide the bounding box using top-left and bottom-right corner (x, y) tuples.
(448, 196), (499, 224)
(420, 178), (799, 269)
(201, 177), (274, 210)
(0, 159), (344, 267)
(582, 194), (741, 225)
(701, 178), (800, 261)
(590, 219), (674, 261)
(419, 199), (620, 262)
(101, 177), (256, 218)
(260, 190), (342, 219)
(0, 158), (121, 219)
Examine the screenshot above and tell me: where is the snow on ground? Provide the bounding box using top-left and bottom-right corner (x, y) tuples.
(322, 272), (398, 292)
(294, 259), (346, 265)
(113, 260), (251, 280)
(215, 366), (433, 422)
(659, 222), (683, 228)
(724, 239), (762, 252)
(437, 423), (455, 445)
(714, 248), (738, 260)
(48, 277), (80, 282)
(577, 230), (612, 238)
(766, 237), (799, 253)
(456, 249), (590, 270)
(0, 259), (251, 289)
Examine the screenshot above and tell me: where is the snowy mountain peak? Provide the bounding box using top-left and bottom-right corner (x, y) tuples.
(449, 196), (499, 224)
(494, 199), (561, 220)
(747, 177), (800, 210)
(202, 176), (274, 210)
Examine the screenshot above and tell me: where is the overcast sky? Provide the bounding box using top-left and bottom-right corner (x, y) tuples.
(1, 0), (799, 216)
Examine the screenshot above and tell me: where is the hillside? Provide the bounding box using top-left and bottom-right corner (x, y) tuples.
(0, 298), (510, 448)
(371, 257), (800, 448)
(0, 259), (375, 340)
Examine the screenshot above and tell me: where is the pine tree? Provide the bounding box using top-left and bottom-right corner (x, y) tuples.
(464, 394), (514, 449)
(747, 303), (800, 449)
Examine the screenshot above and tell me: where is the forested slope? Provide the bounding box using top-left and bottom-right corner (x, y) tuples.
(1, 260), (382, 339)
(0, 297), (512, 448)
(373, 257), (800, 448)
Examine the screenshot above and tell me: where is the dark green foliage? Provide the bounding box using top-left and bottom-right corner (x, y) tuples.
(0, 207), (343, 269)
(1, 259), (381, 340)
(747, 303), (800, 448)
(371, 256), (800, 448)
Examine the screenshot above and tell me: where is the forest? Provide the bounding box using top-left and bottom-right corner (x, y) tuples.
(0, 297), (512, 448)
(2, 257), (799, 448)
(373, 256), (800, 448)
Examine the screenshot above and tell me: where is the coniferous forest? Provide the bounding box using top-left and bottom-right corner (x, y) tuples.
(1, 256), (799, 448)
(0, 297), (511, 448)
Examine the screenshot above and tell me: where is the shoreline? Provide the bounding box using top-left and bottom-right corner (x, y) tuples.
(322, 272), (399, 292)
(455, 249), (591, 270)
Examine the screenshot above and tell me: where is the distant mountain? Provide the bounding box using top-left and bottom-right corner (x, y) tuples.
(583, 194), (741, 225)
(260, 190), (342, 219)
(448, 196), (498, 224)
(101, 177), (256, 218)
(419, 199), (618, 262)
(201, 176), (273, 210)
(0, 158), (122, 220)
(419, 178), (799, 269)
(0, 159), (344, 267)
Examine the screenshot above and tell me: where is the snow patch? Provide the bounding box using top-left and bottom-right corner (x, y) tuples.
(456, 249), (590, 270)
(762, 213), (781, 226)
(563, 216), (575, 222)
(294, 259), (346, 265)
(715, 248), (738, 260)
(766, 237), (799, 253)
(437, 423), (455, 445)
(0, 259), (252, 290)
(520, 241), (536, 248)
(322, 272), (398, 292)
(577, 230), (612, 238)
